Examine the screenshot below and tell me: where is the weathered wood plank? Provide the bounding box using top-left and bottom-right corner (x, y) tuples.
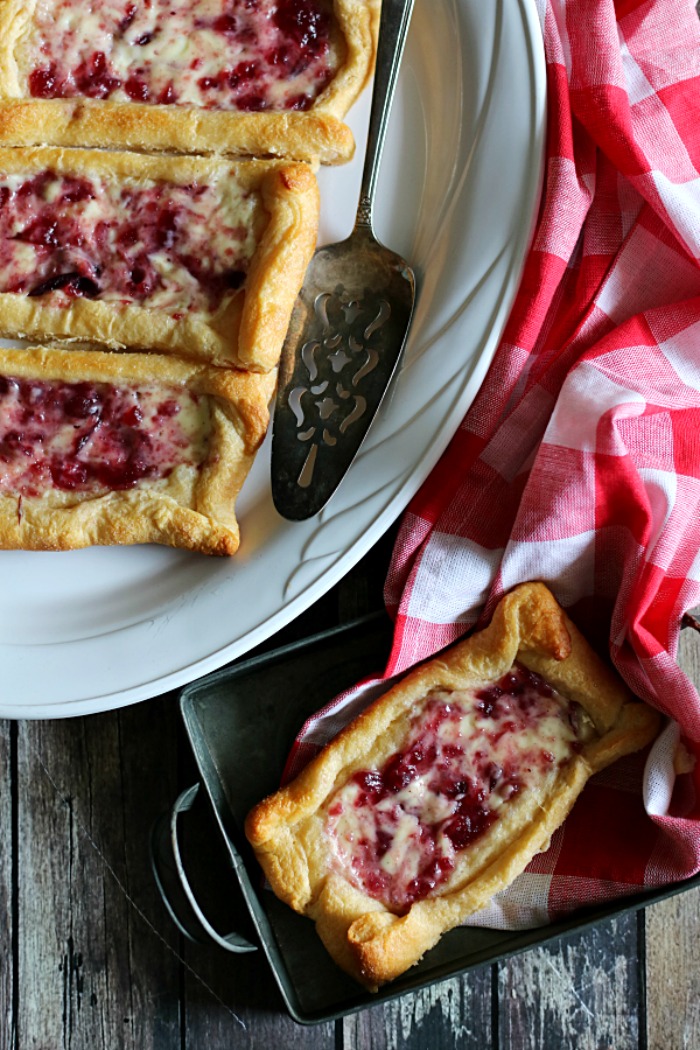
(14, 697), (182, 1049)
(497, 914), (641, 1050)
(179, 581), (349, 1050)
(645, 884), (700, 1050)
(0, 722), (14, 1048)
(644, 623), (700, 1050)
(495, 616), (700, 1049)
(181, 941), (335, 1049)
(342, 970), (493, 1050)
(14, 534), (700, 1049)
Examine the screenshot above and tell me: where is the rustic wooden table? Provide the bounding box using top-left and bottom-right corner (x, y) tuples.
(1, 525), (699, 1050)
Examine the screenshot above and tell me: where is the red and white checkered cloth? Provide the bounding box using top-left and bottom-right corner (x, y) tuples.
(287, 0), (700, 928)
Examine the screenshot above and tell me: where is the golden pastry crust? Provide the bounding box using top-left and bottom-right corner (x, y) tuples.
(245, 583), (661, 989)
(0, 147), (319, 372)
(0, 0), (379, 163)
(0, 345), (275, 555)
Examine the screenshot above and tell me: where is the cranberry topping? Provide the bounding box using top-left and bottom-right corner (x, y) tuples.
(236, 93), (268, 112)
(158, 82), (177, 104)
(0, 169), (253, 313)
(0, 374), (206, 498)
(284, 93), (315, 112)
(443, 791), (496, 852)
(117, 4), (138, 33)
(327, 666), (584, 911)
(272, 0), (330, 53)
(212, 14), (238, 34)
(28, 65), (61, 98)
(60, 177), (95, 204)
(125, 76), (151, 101)
(24, 0), (337, 112)
(73, 51), (122, 99)
(28, 273), (100, 298)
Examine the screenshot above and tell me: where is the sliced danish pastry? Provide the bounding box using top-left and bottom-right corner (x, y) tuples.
(0, 0), (379, 162)
(0, 147), (319, 370)
(0, 345), (275, 554)
(246, 583), (660, 988)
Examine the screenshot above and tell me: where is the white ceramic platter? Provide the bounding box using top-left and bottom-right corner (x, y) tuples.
(0, 0), (545, 717)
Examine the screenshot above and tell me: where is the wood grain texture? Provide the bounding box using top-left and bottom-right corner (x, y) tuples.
(1, 568), (700, 1048)
(13, 699), (182, 1050)
(645, 885), (700, 1050)
(175, 783), (334, 1045)
(341, 970), (493, 1050)
(0, 722), (13, 1046)
(181, 942), (335, 1049)
(175, 547), (400, 1049)
(497, 913), (641, 1050)
(643, 624), (700, 1050)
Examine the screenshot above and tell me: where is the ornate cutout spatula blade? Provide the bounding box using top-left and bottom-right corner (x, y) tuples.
(271, 0), (416, 521)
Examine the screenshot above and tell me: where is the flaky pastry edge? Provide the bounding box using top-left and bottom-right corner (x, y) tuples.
(0, 147), (319, 372)
(0, 0), (380, 163)
(0, 345), (275, 555)
(245, 582), (661, 988)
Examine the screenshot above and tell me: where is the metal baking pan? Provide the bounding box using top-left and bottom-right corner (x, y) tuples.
(152, 612), (700, 1025)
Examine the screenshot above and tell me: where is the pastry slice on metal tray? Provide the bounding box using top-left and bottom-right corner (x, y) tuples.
(246, 583), (660, 989)
(0, 0), (379, 163)
(0, 345), (275, 555)
(0, 147), (319, 371)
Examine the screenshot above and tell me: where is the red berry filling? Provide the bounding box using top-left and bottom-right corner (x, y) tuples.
(0, 374), (209, 498)
(23, 0), (338, 112)
(0, 169), (253, 313)
(326, 666), (586, 911)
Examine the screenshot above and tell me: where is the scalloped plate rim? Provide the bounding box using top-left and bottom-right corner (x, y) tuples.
(0, 0), (546, 718)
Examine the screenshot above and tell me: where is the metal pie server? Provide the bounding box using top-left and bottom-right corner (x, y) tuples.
(271, 0), (416, 521)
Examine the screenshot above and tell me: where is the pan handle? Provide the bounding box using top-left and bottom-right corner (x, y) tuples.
(150, 783), (257, 954)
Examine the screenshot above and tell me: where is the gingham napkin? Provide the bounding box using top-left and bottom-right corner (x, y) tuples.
(286, 0), (700, 928)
